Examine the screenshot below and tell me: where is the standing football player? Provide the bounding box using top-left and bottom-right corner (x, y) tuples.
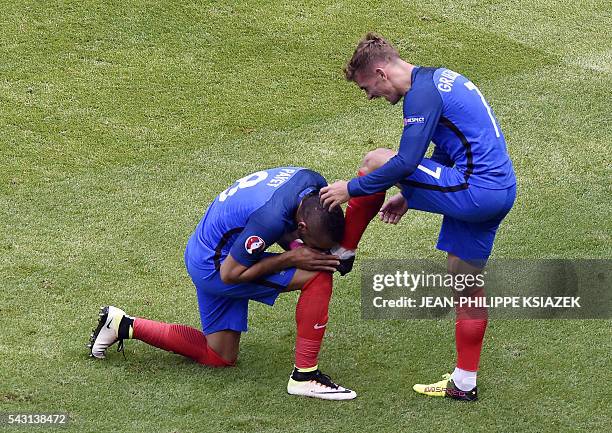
(89, 167), (356, 400)
(320, 33), (516, 401)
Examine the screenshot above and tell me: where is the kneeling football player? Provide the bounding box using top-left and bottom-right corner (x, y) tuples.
(88, 167), (356, 400)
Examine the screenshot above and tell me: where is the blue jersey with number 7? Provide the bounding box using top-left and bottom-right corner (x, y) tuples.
(348, 67), (516, 196)
(185, 167), (327, 272)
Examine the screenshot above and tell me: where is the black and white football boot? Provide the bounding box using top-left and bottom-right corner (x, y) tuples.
(87, 306), (133, 359)
(331, 246), (356, 276)
(287, 368), (357, 400)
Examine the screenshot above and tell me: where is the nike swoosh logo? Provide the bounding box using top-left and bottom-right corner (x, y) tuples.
(313, 390), (353, 394)
(106, 318), (113, 329)
(313, 322), (327, 330)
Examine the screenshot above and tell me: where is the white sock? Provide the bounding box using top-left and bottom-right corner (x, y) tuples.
(451, 367), (477, 391)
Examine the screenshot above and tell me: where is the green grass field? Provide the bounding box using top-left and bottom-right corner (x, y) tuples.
(1, 1), (611, 432)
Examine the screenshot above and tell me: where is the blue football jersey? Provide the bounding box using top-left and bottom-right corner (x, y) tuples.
(348, 67), (516, 195)
(185, 167), (327, 271)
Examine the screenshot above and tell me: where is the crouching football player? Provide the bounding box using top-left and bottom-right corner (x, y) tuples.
(88, 167), (356, 400)
(320, 33), (517, 401)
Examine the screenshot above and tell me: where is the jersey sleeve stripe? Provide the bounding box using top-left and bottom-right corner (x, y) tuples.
(213, 227), (245, 270)
(439, 116), (474, 181)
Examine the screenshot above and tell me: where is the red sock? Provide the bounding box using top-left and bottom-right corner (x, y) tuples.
(455, 288), (488, 371)
(294, 272), (333, 369)
(341, 170), (385, 250)
(132, 318), (234, 367)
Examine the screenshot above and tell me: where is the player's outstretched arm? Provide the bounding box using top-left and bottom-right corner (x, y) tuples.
(379, 193), (408, 225)
(319, 180), (350, 210)
(220, 249), (339, 284)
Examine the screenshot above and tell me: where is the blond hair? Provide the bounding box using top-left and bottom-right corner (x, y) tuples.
(344, 32), (400, 81)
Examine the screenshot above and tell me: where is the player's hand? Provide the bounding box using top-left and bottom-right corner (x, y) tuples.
(320, 181), (350, 210)
(379, 193), (408, 224)
(288, 247), (340, 272)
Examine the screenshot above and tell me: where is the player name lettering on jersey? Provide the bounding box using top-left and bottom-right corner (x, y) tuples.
(437, 69), (460, 93)
(267, 168), (297, 187)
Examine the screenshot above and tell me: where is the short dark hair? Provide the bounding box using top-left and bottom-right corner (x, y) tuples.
(345, 32), (400, 81)
(299, 192), (345, 244)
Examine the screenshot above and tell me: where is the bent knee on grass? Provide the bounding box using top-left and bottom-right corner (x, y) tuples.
(206, 330), (241, 363)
